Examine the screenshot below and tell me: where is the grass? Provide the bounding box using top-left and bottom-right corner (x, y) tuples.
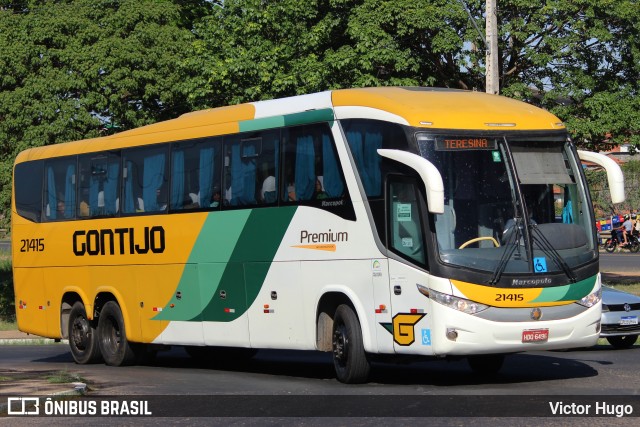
(602, 283), (640, 296)
(0, 250), (14, 323)
(0, 319), (16, 331)
(46, 370), (86, 384)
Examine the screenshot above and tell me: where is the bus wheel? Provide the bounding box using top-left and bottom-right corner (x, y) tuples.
(606, 335), (638, 349)
(467, 354), (505, 375)
(68, 302), (102, 364)
(98, 301), (137, 366)
(332, 304), (370, 384)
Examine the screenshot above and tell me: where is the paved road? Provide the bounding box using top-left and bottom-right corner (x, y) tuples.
(600, 252), (640, 274)
(0, 345), (640, 426)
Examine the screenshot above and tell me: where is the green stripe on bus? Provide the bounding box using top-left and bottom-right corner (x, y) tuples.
(153, 210), (252, 321)
(239, 116), (286, 132)
(532, 275), (596, 303)
(560, 275), (597, 301)
(154, 207), (297, 322)
(238, 109), (334, 132)
(283, 109), (334, 126)
(199, 206), (297, 321)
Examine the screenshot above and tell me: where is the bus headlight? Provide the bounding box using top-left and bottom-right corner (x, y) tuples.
(576, 287), (601, 308)
(418, 285), (489, 315)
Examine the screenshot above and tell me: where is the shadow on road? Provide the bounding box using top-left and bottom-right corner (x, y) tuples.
(31, 346), (601, 387)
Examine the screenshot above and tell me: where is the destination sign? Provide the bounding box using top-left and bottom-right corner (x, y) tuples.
(435, 137), (498, 151)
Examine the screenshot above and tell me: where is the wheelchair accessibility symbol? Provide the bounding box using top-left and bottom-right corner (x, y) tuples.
(534, 257), (547, 273)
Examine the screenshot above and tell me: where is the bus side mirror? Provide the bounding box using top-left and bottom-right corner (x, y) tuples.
(377, 149), (445, 214)
(577, 150), (625, 204)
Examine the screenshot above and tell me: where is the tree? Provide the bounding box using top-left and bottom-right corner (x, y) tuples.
(187, 0), (640, 153)
(184, 0), (474, 108)
(463, 0), (640, 151)
(2, 0), (639, 229)
(0, 0), (197, 228)
(586, 161), (640, 218)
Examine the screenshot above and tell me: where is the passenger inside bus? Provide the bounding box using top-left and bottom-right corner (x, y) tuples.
(315, 177), (328, 199)
(261, 175), (276, 203)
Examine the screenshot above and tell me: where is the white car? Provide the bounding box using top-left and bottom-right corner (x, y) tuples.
(601, 286), (640, 348)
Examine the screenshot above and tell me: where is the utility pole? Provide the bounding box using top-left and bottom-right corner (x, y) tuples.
(486, 0), (499, 94)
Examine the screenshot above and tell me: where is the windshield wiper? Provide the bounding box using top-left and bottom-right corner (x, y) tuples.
(529, 224), (577, 283)
(489, 218), (522, 285)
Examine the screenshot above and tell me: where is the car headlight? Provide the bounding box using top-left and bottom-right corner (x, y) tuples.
(417, 284), (489, 315)
(576, 287), (601, 308)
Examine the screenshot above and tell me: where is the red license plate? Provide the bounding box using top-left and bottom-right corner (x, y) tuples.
(522, 328), (549, 343)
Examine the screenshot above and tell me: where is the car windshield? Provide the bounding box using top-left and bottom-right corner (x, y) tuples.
(416, 134), (596, 279)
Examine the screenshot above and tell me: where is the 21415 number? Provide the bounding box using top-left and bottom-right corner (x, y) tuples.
(495, 293), (524, 302)
(20, 238), (44, 252)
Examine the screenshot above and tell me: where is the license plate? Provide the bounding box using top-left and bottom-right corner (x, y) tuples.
(620, 316), (638, 326)
(522, 328), (549, 343)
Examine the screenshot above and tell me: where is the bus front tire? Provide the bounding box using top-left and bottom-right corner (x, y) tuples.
(332, 304), (370, 384)
(98, 301), (137, 366)
(68, 302), (102, 364)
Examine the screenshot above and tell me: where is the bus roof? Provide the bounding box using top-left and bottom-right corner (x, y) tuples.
(15, 87), (564, 163)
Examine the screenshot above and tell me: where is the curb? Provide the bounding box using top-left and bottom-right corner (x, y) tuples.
(0, 339), (68, 346)
(51, 382), (88, 397)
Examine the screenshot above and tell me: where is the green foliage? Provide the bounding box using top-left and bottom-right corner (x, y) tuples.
(186, 0), (640, 153)
(0, 255), (14, 322)
(1, 0), (639, 230)
(0, 0), (197, 228)
(586, 160), (640, 218)
(479, 0), (640, 151)
(46, 370), (85, 384)
(184, 0), (473, 107)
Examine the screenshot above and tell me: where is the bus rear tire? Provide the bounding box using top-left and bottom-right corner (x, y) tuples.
(332, 304), (370, 384)
(98, 301), (137, 366)
(467, 354), (505, 375)
(68, 302), (102, 364)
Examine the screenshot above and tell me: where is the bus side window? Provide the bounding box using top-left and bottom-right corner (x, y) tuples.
(388, 179), (426, 265)
(224, 135), (256, 206)
(223, 130), (278, 208)
(44, 158), (77, 221)
(78, 152), (120, 218)
(343, 120), (383, 198)
(14, 160), (44, 222)
(257, 130), (279, 205)
(123, 147), (168, 214)
(282, 123), (344, 203)
(171, 138), (221, 210)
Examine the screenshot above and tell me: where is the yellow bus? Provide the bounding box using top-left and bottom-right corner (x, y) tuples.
(12, 87), (624, 383)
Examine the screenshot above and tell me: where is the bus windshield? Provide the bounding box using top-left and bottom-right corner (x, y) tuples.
(417, 133), (595, 279)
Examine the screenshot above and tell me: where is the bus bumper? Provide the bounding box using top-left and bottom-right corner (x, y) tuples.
(427, 302), (601, 356)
